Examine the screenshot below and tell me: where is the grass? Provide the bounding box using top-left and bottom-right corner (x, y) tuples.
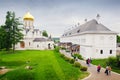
(92, 58), (120, 74)
(0, 50), (89, 80)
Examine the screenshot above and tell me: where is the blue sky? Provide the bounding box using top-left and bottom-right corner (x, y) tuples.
(0, 0), (120, 37)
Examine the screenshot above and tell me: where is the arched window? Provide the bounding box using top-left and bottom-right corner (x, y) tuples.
(20, 41), (25, 48)
(29, 42), (30, 46)
(48, 43), (51, 49)
(100, 50), (103, 54)
(37, 45), (39, 48)
(110, 50), (112, 54)
(77, 29), (80, 33)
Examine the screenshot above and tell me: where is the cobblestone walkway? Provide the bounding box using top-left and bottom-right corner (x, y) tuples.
(60, 50), (120, 80)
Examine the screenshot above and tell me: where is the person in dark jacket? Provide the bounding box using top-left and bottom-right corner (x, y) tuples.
(105, 66), (109, 75)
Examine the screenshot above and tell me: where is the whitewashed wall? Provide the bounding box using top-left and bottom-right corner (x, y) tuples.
(60, 33), (116, 59)
(33, 41), (54, 50)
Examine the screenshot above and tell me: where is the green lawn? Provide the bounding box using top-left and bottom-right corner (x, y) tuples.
(92, 59), (120, 74)
(0, 50), (89, 80)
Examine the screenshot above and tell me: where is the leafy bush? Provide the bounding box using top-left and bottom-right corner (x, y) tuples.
(80, 66), (87, 71)
(54, 46), (60, 52)
(116, 55), (120, 67)
(74, 61), (81, 68)
(69, 58), (75, 64)
(60, 47), (66, 50)
(64, 56), (71, 61)
(106, 57), (117, 66)
(73, 53), (83, 60)
(60, 54), (75, 64)
(106, 56), (120, 68)
(66, 49), (70, 52)
(77, 54), (83, 60)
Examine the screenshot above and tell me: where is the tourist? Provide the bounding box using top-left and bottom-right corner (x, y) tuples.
(105, 66), (109, 75)
(86, 58), (90, 66)
(88, 58), (91, 66)
(97, 64), (101, 73)
(86, 59), (88, 64)
(73, 55), (76, 60)
(108, 66), (112, 75)
(70, 52), (72, 56)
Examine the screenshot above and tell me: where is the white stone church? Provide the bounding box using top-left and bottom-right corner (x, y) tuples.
(60, 19), (117, 59)
(16, 12), (54, 50)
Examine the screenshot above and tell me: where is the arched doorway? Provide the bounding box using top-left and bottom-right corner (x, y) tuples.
(20, 41), (25, 48)
(48, 43), (51, 49)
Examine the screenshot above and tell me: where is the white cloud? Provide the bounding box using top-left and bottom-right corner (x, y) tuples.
(0, 0), (120, 37)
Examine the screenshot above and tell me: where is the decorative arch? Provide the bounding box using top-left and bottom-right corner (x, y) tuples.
(20, 41), (25, 48)
(48, 43), (51, 49)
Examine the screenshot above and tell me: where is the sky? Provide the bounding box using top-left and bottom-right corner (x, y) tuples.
(0, 0), (120, 37)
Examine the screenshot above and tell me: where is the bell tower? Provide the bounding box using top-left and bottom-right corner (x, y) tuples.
(23, 12), (34, 31)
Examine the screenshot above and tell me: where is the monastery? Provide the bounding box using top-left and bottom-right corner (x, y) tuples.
(16, 12), (54, 50)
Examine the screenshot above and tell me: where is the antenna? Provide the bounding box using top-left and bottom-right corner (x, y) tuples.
(96, 14), (100, 22)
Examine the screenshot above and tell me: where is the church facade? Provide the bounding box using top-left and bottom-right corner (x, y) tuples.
(60, 19), (117, 59)
(16, 12), (54, 50)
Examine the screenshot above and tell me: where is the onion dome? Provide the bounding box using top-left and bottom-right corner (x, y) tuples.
(23, 12), (34, 21)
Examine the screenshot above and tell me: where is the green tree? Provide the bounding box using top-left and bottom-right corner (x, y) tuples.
(117, 35), (120, 43)
(42, 30), (48, 37)
(0, 26), (7, 50)
(3, 11), (23, 52)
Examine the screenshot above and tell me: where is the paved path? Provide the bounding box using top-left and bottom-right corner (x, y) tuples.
(0, 69), (10, 74)
(60, 50), (120, 80)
